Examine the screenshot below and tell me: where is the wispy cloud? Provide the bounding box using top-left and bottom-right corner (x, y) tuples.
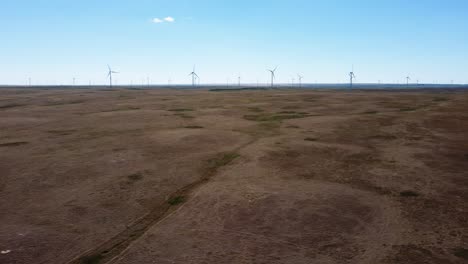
(152, 18), (163, 23)
(151, 17), (175, 24)
(164, 17), (175, 22)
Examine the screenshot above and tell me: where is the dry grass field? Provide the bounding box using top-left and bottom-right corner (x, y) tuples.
(0, 88), (467, 264)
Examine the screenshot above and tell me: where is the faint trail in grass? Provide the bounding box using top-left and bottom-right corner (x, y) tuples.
(67, 139), (256, 264)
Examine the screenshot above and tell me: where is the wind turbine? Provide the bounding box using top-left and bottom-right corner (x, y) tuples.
(297, 74), (304, 88)
(189, 65), (199, 87)
(406, 75), (411, 87)
(238, 73), (241, 87)
(107, 65), (119, 88)
(267, 66), (278, 88)
(349, 69), (356, 89)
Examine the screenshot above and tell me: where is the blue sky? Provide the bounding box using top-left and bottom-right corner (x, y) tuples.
(1, 0), (468, 85)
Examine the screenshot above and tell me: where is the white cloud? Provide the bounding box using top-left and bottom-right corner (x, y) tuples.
(152, 18), (163, 23)
(164, 17), (175, 22)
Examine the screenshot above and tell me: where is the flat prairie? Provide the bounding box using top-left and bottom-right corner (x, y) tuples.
(0, 88), (467, 264)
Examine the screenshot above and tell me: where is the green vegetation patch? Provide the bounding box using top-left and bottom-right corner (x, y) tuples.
(282, 105), (301, 110)
(303, 98), (317, 102)
(244, 112), (310, 122)
(127, 173), (143, 181)
(175, 113), (195, 119)
(48, 129), (76, 136)
(79, 254), (104, 264)
(210, 153), (240, 168)
(368, 134), (398, 140)
(399, 107), (418, 112)
(248, 107), (264, 113)
(101, 106), (140, 112)
(0, 141), (28, 147)
(205, 152), (240, 176)
(454, 248), (468, 260)
(168, 196), (185, 206)
(0, 103), (24, 109)
(276, 111), (308, 114)
(169, 108), (193, 112)
(45, 100), (85, 106)
(433, 97), (449, 102)
(400, 190), (419, 197)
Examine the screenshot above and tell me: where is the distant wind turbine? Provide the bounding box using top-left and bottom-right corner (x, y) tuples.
(349, 67), (356, 88)
(107, 65), (119, 88)
(297, 74), (304, 88)
(267, 66), (278, 88)
(406, 75), (411, 87)
(189, 65), (199, 87)
(238, 73), (241, 87)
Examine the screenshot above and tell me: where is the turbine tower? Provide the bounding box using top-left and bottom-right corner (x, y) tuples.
(238, 73), (241, 87)
(297, 74), (304, 88)
(406, 75), (411, 87)
(267, 66), (278, 88)
(349, 66), (356, 88)
(189, 65), (199, 87)
(107, 65), (119, 88)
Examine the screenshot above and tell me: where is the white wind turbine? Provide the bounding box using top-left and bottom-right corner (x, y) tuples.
(267, 66), (278, 88)
(349, 66), (356, 88)
(297, 74), (304, 88)
(107, 65), (119, 88)
(189, 65), (199, 87)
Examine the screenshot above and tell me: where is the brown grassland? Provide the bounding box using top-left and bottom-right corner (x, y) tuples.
(0, 88), (467, 264)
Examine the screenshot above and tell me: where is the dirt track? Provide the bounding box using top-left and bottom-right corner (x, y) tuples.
(0, 88), (467, 264)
